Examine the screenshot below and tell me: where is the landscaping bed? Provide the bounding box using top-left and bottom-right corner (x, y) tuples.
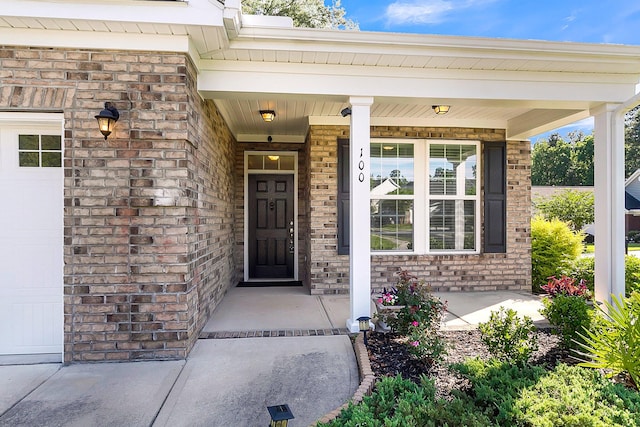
(367, 328), (567, 400)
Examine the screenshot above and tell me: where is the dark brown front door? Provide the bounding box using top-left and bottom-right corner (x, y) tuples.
(248, 174), (294, 279)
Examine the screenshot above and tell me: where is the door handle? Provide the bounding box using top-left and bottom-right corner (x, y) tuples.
(289, 219), (294, 253)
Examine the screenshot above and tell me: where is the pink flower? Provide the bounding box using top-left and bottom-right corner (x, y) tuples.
(377, 297), (383, 304)
(411, 321), (419, 327)
(410, 341), (419, 347)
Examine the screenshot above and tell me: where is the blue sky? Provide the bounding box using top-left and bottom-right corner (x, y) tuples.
(339, 0), (640, 142)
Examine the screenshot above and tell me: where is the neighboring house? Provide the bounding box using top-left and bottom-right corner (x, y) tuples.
(1, 0), (639, 363)
(625, 169), (640, 233)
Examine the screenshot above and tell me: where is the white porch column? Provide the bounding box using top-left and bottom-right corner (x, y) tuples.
(347, 96), (374, 333)
(593, 103), (626, 302)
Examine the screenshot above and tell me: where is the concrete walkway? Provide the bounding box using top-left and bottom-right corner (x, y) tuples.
(0, 287), (546, 427)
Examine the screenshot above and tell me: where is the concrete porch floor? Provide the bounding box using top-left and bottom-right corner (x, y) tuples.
(203, 286), (548, 334)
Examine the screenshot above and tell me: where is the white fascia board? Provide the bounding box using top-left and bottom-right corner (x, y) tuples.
(0, 27), (190, 53)
(231, 27), (640, 66)
(0, 0), (224, 27)
(198, 66), (635, 105)
(308, 115), (507, 129)
(200, 60), (639, 88)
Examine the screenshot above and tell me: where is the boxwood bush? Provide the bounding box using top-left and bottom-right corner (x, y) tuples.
(531, 216), (583, 293)
(570, 255), (640, 296)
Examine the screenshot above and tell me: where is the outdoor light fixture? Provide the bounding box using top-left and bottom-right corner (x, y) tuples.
(357, 315), (371, 345)
(95, 102), (119, 140)
(340, 107), (352, 117)
(432, 105), (450, 115)
(267, 404), (294, 427)
(260, 110), (276, 122)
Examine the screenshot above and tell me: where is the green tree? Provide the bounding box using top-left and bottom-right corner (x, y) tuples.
(531, 134), (572, 185)
(533, 189), (594, 232)
(570, 134), (594, 185)
(626, 106), (640, 178)
(242, 0), (358, 29)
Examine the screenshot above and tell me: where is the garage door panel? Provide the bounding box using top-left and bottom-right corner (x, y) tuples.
(0, 125), (63, 357)
(0, 301), (62, 354)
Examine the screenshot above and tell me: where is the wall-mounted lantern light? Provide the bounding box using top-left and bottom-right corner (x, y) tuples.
(267, 404), (294, 427)
(357, 315), (371, 345)
(260, 110), (276, 122)
(95, 102), (119, 140)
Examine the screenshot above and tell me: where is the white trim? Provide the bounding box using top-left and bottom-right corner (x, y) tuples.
(370, 138), (481, 256)
(0, 28), (190, 53)
(243, 151), (299, 282)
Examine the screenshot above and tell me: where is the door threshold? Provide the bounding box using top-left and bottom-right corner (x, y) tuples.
(237, 280), (302, 287)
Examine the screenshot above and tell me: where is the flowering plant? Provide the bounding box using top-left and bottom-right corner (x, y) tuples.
(376, 287), (399, 306)
(542, 275), (591, 299)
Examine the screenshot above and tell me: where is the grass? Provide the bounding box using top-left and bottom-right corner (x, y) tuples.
(584, 243), (640, 253)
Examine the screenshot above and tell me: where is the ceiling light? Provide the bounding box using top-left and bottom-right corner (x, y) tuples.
(260, 110), (276, 122)
(432, 105), (450, 115)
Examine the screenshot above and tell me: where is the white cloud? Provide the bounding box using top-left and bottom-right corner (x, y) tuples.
(385, 0), (497, 26)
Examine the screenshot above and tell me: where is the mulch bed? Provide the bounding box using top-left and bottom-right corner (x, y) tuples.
(367, 328), (572, 399)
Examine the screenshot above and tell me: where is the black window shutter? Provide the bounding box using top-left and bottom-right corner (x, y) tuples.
(484, 141), (507, 253)
(337, 139), (350, 255)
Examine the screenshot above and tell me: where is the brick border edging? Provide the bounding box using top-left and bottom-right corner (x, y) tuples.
(311, 333), (376, 426)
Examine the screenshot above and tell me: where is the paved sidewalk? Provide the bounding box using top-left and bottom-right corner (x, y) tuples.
(0, 288), (546, 427)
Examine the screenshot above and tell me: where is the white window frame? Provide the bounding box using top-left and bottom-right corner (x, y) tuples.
(370, 138), (481, 255)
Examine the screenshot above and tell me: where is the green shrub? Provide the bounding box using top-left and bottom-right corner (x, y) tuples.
(570, 256), (595, 292)
(407, 320), (448, 366)
(452, 359), (640, 426)
(531, 216), (583, 293)
(578, 292), (640, 389)
(450, 358), (545, 425)
(317, 375), (493, 427)
(382, 270), (449, 366)
(570, 255), (640, 296)
(626, 256), (640, 295)
(514, 364), (640, 427)
(540, 294), (592, 350)
(629, 230), (640, 243)
(478, 307), (538, 366)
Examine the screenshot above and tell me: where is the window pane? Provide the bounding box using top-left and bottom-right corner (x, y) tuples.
(279, 155), (295, 170)
(19, 135), (38, 150)
(370, 143), (414, 195)
(42, 152), (62, 167)
(430, 143), (478, 196)
(429, 199), (475, 251)
(41, 135), (62, 151)
(19, 151), (39, 167)
(247, 155), (263, 169)
(264, 156), (279, 170)
(370, 199), (413, 251)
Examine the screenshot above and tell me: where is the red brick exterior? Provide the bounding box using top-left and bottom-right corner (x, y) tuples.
(0, 46), (237, 362)
(306, 125), (531, 294)
(0, 45), (532, 362)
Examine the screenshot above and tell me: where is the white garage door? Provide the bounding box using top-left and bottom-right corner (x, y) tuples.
(0, 122), (63, 358)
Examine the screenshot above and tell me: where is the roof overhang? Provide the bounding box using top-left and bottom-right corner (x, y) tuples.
(1, 0), (640, 142)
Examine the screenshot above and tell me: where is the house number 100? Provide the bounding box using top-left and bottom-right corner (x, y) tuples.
(358, 148), (365, 183)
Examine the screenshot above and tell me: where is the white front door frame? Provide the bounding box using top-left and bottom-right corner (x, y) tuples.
(243, 151), (299, 282)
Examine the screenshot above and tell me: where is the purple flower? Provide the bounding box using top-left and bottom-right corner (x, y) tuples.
(410, 341), (419, 347)
(411, 321), (419, 327)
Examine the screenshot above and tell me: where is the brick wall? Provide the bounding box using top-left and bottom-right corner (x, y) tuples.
(0, 46), (236, 362)
(307, 125), (531, 294)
